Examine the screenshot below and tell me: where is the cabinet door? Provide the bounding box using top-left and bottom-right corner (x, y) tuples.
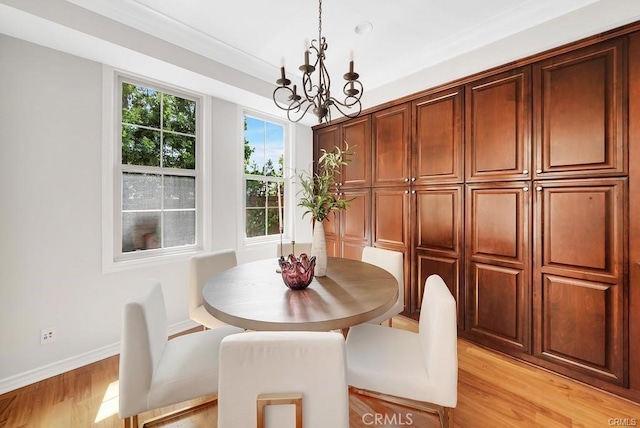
(372, 103), (411, 187)
(340, 188), (371, 260)
(533, 178), (625, 385)
(372, 187), (411, 250)
(465, 182), (531, 352)
(466, 67), (531, 182)
(314, 123), (340, 167)
(322, 212), (340, 258)
(533, 39), (626, 179)
(372, 187), (411, 314)
(412, 88), (463, 184)
(413, 185), (464, 324)
(341, 115), (371, 188)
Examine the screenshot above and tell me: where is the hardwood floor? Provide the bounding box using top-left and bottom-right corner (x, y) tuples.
(1, 317), (638, 427)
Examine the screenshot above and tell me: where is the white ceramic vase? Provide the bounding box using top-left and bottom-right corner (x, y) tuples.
(311, 220), (327, 277)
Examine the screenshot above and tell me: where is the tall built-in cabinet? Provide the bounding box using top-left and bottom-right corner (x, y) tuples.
(313, 23), (640, 403)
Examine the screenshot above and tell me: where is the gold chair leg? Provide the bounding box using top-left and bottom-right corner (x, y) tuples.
(123, 415), (138, 428)
(350, 386), (454, 428)
(441, 407), (454, 428)
(128, 396), (217, 427)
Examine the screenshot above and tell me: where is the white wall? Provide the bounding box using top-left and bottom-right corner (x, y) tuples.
(0, 34), (312, 392)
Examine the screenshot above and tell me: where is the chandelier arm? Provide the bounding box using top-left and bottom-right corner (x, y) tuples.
(286, 101), (316, 123)
(329, 97), (362, 119)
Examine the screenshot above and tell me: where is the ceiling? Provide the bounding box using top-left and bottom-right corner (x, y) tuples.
(2, 0), (640, 125)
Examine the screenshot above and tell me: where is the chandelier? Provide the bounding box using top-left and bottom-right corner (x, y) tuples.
(272, 0), (364, 124)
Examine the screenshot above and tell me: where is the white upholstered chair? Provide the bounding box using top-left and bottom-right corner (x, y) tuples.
(118, 281), (243, 428)
(345, 274), (458, 428)
(361, 246), (404, 325)
(189, 249), (237, 329)
(277, 242), (312, 258)
(218, 331), (349, 428)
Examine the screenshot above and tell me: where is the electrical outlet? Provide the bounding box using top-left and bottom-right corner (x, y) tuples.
(41, 327), (56, 344)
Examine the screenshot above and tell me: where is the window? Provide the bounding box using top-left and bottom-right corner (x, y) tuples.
(243, 114), (286, 240)
(117, 78), (201, 258)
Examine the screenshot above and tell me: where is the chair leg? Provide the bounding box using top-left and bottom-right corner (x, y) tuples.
(141, 397), (217, 427)
(441, 407), (454, 428)
(123, 415), (138, 428)
(350, 386), (454, 428)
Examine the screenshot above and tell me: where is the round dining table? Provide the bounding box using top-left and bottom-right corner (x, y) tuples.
(202, 256), (398, 332)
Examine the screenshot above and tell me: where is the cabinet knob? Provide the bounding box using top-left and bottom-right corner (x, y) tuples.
(404, 178), (410, 182)
(338, 182), (343, 186)
(405, 190), (410, 194)
(411, 177), (417, 181)
(523, 170), (529, 175)
(536, 169), (542, 174)
(523, 186), (529, 192)
(536, 186), (542, 192)
(411, 190), (416, 194)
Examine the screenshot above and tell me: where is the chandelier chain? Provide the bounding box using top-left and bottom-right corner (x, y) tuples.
(318, 0), (322, 41)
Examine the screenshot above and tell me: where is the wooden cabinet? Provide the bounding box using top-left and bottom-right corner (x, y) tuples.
(413, 185), (464, 323)
(533, 178), (626, 385)
(465, 67), (532, 182)
(412, 88), (464, 184)
(465, 182), (531, 352)
(313, 116), (371, 188)
(533, 39), (626, 179)
(312, 28), (639, 402)
(372, 103), (411, 187)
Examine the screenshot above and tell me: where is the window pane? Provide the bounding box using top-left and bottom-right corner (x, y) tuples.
(164, 211), (195, 247)
(267, 208), (280, 235)
(245, 116), (266, 175)
(122, 125), (161, 166)
(246, 179), (265, 208)
(163, 133), (195, 169)
(163, 94), (196, 134)
(265, 122), (284, 177)
(122, 211), (160, 253)
(246, 209), (265, 238)
(164, 176), (195, 209)
(267, 181), (284, 234)
(123, 173), (161, 210)
(122, 83), (160, 128)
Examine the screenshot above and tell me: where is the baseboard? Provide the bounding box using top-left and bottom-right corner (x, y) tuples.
(0, 319), (200, 395)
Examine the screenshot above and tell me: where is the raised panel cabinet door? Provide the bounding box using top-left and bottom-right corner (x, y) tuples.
(412, 87), (463, 184)
(533, 38), (626, 179)
(415, 252), (463, 327)
(322, 212), (340, 257)
(314, 123), (340, 168)
(372, 103), (411, 187)
(372, 187), (411, 250)
(413, 185), (464, 324)
(533, 178), (625, 385)
(465, 182), (531, 352)
(341, 115), (371, 188)
(465, 67), (532, 182)
(340, 188), (371, 257)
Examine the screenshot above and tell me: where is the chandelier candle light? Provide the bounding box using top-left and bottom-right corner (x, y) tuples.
(273, 0), (364, 124)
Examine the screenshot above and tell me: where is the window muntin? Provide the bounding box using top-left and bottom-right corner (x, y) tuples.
(119, 80), (199, 255)
(243, 115), (286, 240)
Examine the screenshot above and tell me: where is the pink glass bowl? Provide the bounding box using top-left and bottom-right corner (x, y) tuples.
(278, 253), (316, 290)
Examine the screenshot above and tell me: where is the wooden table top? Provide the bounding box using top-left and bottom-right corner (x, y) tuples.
(202, 257), (398, 331)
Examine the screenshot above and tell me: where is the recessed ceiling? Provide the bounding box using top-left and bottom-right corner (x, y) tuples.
(2, 0), (640, 125)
